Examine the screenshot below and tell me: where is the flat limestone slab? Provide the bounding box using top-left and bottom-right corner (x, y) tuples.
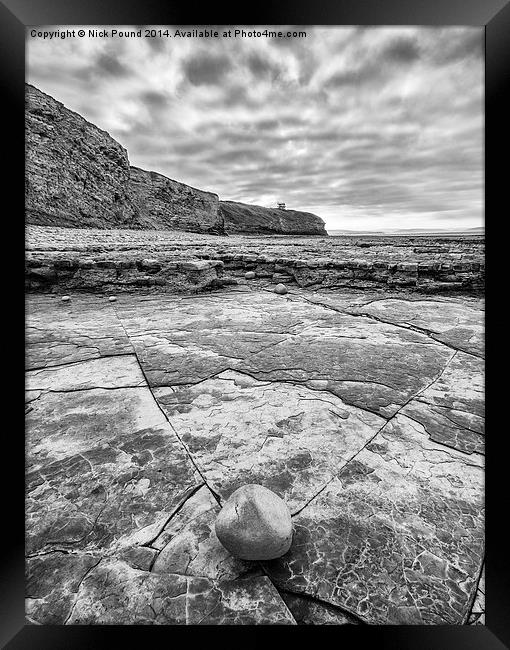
(25, 290), (485, 625)
(155, 370), (385, 512)
(349, 297), (484, 358)
(401, 351), (484, 454)
(26, 355), (146, 392)
(26, 294), (132, 369)
(26, 552), (102, 625)
(26, 380), (200, 555)
(115, 291), (457, 418)
(27, 555), (296, 625)
(265, 414), (484, 625)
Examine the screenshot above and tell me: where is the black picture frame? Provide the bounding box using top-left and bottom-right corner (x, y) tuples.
(4, 0), (508, 647)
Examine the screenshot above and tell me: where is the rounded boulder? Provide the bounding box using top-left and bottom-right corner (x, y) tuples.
(274, 283), (288, 295)
(215, 484), (293, 560)
(244, 271), (256, 280)
(61, 296), (70, 302)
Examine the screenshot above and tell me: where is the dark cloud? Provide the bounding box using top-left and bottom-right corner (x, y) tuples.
(325, 65), (380, 88)
(383, 37), (421, 63)
(442, 30), (483, 62)
(325, 37), (420, 90)
(171, 141), (209, 156)
(246, 53), (281, 81)
(183, 53), (231, 85)
(219, 84), (260, 109)
(140, 90), (168, 110)
(95, 51), (131, 77)
(254, 118), (280, 131)
(145, 37), (166, 53)
(211, 148), (271, 164)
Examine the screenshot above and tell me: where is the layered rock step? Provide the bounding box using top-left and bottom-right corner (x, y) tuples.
(26, 255), (227, 293)
(26, 251), (484, 294)
(217, 253), (484, 293)
(25, 225), (484, 295)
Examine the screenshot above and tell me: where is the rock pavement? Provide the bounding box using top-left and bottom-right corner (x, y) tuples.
(25, 286), (484, 625)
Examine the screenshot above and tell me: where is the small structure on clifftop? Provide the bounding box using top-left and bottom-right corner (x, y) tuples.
(277, 202), (286, 210)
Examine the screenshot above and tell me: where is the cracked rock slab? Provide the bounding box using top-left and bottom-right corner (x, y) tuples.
(281, 591), (360, 625)
(349, 298), (484, 358)
(26, 294), (132, 369)
(26, 551), (101, 625)
(400, 351), (484, 454)
(265, 414), (484, 625)
(64, 558), (296, 624)
(26, 355), (145, 392)
(154, 370), (385, 512)
(26, 383), (199, 555)
(26, 290), (485, 625)
(151, 485), (251, 581)
(116, 291), (455, 418)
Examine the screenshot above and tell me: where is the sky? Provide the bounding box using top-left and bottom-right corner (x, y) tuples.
(27, 26), (484, 231)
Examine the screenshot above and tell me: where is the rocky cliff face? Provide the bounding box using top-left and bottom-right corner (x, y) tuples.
(25, 84), (223, 232)
(26, 84), (326, 236)
(220, 201), (327, 236)
(128, 167), (222, 234)
(26, 84), (137, 228)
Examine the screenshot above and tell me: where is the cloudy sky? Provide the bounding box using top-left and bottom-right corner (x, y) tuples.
(27, 26), (483, 231)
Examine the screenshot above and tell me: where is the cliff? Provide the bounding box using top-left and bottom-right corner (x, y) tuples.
(128, 167), (222, 234)
(220, 201), (327, 236)
(26, 84), (136, 228)
(26, 84), (326, 236)
(25, 84), (223, 233)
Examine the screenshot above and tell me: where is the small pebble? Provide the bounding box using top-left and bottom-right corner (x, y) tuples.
(215, 484), (293, 560)
(61, 296), (70, 302)
(274, 283), (288, 295)
(244, 271), (256, 280)
(108, 296), (117, 302)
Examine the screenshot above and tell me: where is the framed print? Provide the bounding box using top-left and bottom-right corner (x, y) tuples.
(2, 0), (508, 647)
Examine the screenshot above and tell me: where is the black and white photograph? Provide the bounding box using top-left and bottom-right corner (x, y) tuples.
(24, 24), (485, 627)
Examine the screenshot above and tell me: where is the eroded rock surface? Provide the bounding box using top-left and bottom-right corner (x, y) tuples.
(154, 371), (384, 511)
(26, 294), (132, 369)
(26, 382), (200, 556)
(400, 351), (484, 454)
(265, 414), (484, 624)
(115, 291), (462, 419)
(25, 288), (484, 625)
(27, 555), (295, 625)
(68, 563), (296, 624)
(26, 225), (484, 294)
(349, 298), (484, 357)
(281, 591), (360, 625)
(151, 485), (250, 581)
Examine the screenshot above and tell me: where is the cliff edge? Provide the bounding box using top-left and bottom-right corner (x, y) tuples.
(220, 201), (327, 236)
(26, 84), (327, 236)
